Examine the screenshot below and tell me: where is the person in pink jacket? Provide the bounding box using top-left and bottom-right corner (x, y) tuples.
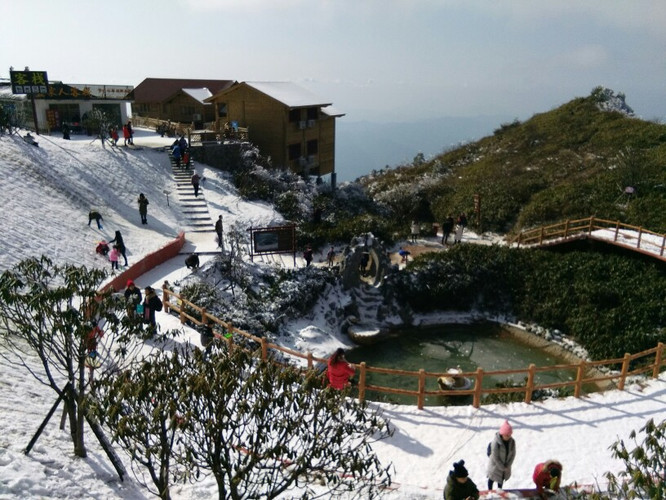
(109, 245), (120, 271)
(327, 348), (355, 390)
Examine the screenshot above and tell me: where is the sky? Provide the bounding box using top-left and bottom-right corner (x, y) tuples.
(1, 128), (666, 499)
(4, 0), (666, 123)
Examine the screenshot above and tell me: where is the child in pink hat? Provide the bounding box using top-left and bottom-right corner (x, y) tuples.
(486, 420), (516, 490)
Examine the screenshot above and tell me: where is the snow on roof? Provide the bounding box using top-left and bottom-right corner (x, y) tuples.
(321, 105), (345, 117)
(245, 81), (332, 108)
(182, 88), (213, 104)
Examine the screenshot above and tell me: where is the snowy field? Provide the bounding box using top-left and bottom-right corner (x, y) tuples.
(0, 128), (664, 499)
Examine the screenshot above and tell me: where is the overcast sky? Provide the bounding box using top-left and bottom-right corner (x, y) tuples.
(4, 0), (666, 123)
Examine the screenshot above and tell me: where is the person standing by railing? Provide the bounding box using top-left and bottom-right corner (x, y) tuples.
(327, 348), (355, 390)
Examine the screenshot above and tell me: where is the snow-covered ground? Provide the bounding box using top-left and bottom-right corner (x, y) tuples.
(0, 128), (664, 499)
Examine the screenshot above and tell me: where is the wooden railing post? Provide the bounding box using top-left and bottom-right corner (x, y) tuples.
(525, 364), (536, 404)
(179, 303), (186, 324)
(637, 227), (643, 249)
(225, 334), (233, 351)
(307, 352), (313, 369)
(417, 369), (426, 410)
(563, 220), (570, 238)
(260, 337), (268, 361)
(587, 217), (594, 234)
(614, 221), (620, 242)
(574, 361), (586, 398)
(358, 362), (367, 404)
(473, 368), (484, 408)
(618, 353), (631, 391)
(200, 308), (208, 326)
(653, 343), (664, 379)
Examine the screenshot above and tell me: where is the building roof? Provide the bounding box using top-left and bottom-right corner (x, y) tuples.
(246, 82), (331, 107)
(180, 88), (213, 104)
(208, 81), (333, 108)
(133, 78), (235, 103)
(321, 105), (346, 118)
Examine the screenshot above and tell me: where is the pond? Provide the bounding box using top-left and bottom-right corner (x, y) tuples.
(344, 322), (582, 406)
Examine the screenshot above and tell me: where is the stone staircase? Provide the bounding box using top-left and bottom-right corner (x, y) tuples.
(170, 155), (215, 235)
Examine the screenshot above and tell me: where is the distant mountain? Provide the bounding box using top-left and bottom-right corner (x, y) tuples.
(334, 115), (511, 182)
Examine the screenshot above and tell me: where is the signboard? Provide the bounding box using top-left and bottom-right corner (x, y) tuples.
(249, 225), (297, 265)
(38, 83), (133, 101)
(10, 70), (49, 95)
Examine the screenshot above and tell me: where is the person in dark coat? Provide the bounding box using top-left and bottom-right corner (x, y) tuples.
(444, 460), (479, 500)
(126, 121), (134, 145)
(442, 215), (454, 245)
(185, 253), (200, 270)
(171, 142), (181, 168)
(62, 123), (71, 140)
(215, 215), (223, 247)
(137, 193), (149, 224)
(303, 246), (313, 267)
(142, 286), (162, 331)
(124, 279), (142, 316)
(88, 210), (103, 229)
(487, 420), (517, 490)
(108, 230), (128, 266)
(191, 172), (201, 197)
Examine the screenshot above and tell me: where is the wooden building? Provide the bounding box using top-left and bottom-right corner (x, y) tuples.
(206, 81), (344, 178)
(132, 78), (235, 125)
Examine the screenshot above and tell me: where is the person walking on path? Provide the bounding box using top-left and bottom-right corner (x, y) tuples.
(326, 246), (336, 267)
(327, 348), (355, 390)
(215, 215), (223, 247)
(88, 210), (103, 229)
(122, 123), (131, 146)
(108, 230), (128, 267)
(487, 420), (516, 491)
(454, 212), (467, 244)
(442, 215), (454, 245)
(444, 460), (479, 500)
(126, 120), (134, 145)
(109, 245), (120, 271)
(171, 142), (182, 169)
(137, 193), (149, 225)
(410, 220), (419, 243)
(303, 245), (313, 267)
(191, 172), (201, 197)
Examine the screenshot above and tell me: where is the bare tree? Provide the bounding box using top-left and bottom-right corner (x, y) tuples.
(0, 256), (148, 463)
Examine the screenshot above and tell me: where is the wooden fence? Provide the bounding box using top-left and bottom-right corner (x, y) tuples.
(510, 216), (666, 260)
(162, 285), (666, 410)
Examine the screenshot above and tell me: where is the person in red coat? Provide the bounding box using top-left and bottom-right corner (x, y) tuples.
(327, 348), (355, 390)
(533, 460), (562, 497)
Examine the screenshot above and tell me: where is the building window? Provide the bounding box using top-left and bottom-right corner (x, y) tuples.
(218, 103), (227, 118)
(306, 139), (318, 155)
(306, 107), (318, 120)
(289, 109), (301, 123)
(288, 143), (302, 160)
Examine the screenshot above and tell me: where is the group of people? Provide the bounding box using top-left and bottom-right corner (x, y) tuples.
(124, 280), (163, 332)
(171, 136), (190, 169)
(443, 420), (563, 499)
(441, 213), (468, 245)
(93, 230), (128, 271)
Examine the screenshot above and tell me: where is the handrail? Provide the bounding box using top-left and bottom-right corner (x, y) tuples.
(162, 285), (666, 410)
(510, 217), (666, 262)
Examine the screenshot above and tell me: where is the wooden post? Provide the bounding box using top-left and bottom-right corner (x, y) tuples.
(201, 308), (208, 325)
(358, 362), (367, 404)
(618, 353), (630, 391)
(162, 286), (170, 313)
(563, 220), (570, 238)
(473, 368), (483, 408)
(653, 343), (664, 379)
(261, 337), (268, 361)
(614, 221), (620, 242)
(574, 361), (586, 398)
(637, 227), (643, 249)
(525, 364), (536, 404)
(179, 304), (186, 324)
(660, 235), (666, 257)
(307, 352), (313, 369)
(417, 369), (426, 410)
(587, 217), (594, 234)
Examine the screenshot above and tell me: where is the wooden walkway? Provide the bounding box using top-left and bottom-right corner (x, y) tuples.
(509, 216), (666, 262)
